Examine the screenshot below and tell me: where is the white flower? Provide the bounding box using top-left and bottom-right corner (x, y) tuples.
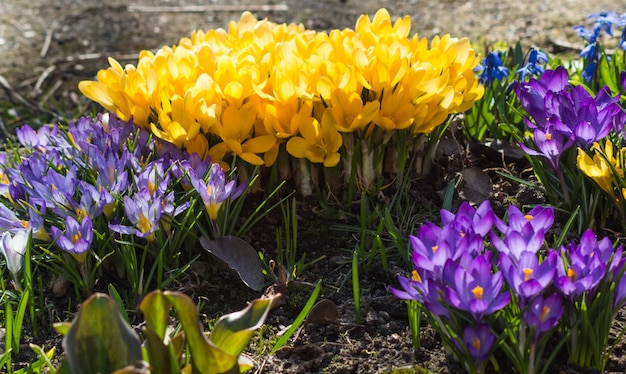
(0, 230), (28, 275)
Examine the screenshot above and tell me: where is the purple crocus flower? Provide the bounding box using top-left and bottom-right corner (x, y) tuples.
(27, 202), (51, 242)
(15, 125), (58, 153)
(174, 152), (213, 188)
(409, 220), (484, 277)
(441, 200), (495, 237)
(409, 222), (453, 275)
(496, 205), (554, 235)
(524, 293), (564, 339)
(188, 163), (245, 220)
(109, 195), (162, 241)
(102, 113), (136, 150)
(491, 205), (553, 260)
(50, 215), (93, 264)
(0, 202), (29, 234)
(501, 250), (557, 301)
(518, 122), (575, 172)
(462, 323), (495, 361)
(68, 181), (107, 222)
(555, 230), (608, 299)
(31, 166), (77, 211)
(389, 270), (450, 318)
(554, 85), (614, 149)
(613, 266), (626, 309)
(133, 160), (170, 200)
(445, 253), (510, 320)
(515, 65), (619, 153)
(160, 190), (190, 222)
(515, 66), (570, 127)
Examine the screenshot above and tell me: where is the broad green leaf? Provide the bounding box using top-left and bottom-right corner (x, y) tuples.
(164, 291), (237, 374)
(599, 56), (619, 94)
(170, 332), (185, 362)
(209, 296), (275, 357)
(141, 327), (176, 374)
(140, 290), (172, 340)
(53, 322), (71, 336)
(62, 293), (143, 374)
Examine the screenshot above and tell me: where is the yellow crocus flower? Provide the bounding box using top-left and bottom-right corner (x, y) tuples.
(286, 110), (343, 167)
(577, 141), (617, 197)
(209, 103), (276, 166)
(79, 8), (485, 172)
(329, 89), (380, 133)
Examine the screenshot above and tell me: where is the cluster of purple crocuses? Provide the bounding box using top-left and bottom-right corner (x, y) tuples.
(390, 200), (626, 373)
(515, 66), (626, 174)
(0, 113), (244, 292)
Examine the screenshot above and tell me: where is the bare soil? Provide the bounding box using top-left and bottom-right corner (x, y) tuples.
(2, 0), (626, 373)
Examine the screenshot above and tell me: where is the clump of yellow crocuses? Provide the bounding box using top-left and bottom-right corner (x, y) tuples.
(79, 8), (484, 195)
(578, 139), (626, 227)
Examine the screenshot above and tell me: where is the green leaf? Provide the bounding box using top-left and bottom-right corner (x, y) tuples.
(271, 281), (321, 354)
(163, 291), (237, 374)
(53, 322), (71, 336)
(141, 327), (176, 374)
(599, 55), (619, 93)
(14, 287), (32, 348)
(140, 291), (173, 340)
(62, 293), (143, 374)
(209, 296), (274, 358)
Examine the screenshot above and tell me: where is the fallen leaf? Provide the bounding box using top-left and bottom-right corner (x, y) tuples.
(199, 235), (265, 291)
(458, 166), (492, 205)
(304, 299), (339, 325)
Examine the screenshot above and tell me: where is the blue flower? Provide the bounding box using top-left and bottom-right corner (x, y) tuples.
(476, 51), (509, 85)
(619, 26), (626, 51)
(516, 49), (548, 81)
(587, 11), (623, 38)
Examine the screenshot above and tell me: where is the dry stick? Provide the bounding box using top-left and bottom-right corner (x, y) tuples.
(0, 74), (64, 122)
(39, 80), (63, 108)
(34, 65), (57, 94)
(126, 4), (289, 13)
(0, 74), (37, 109)
(550, 38), (617, 55)
(40, 21), (59, 58)
(59, 52), (139, 62)
(0, 116), (8, 140)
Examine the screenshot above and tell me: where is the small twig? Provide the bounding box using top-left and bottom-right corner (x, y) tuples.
(39, 80), (63, 109)
(550, 38), (616, 55)
(126, 4), (289, 13)
(0, 74), (64, 122)
(0, 116), (9, 140)
(0, 74), (36, 109)
(40, 21), (59, 58)
(34, 65), (57, 94)
(59, 52), (139, 63)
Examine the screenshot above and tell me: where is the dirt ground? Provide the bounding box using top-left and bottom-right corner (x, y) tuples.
(2, 0), (626, 373)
